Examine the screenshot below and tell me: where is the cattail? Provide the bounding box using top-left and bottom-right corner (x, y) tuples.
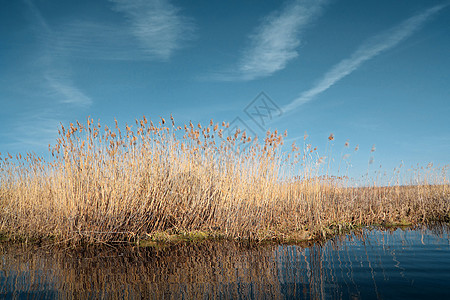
(354, 145), (359, 152)
(161, 117), (165, 125)
(345, 140), (349, 147)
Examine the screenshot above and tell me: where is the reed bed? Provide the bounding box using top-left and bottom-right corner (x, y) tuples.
(0, 116), (449, 245)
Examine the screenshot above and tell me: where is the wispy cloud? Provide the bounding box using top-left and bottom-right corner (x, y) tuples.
(8, 110), (61, 149)
(45, 73), (92, 106)
(283, 4), (447, 113)
(240, 0), (327, 80)
(109, 0), (195, 61)
(27, 0), (194, 62)
(24, 0), (92, 107)
(213, 0), (327, 81)
(2, 0), (92, 152)
(51, 21), (142, 61)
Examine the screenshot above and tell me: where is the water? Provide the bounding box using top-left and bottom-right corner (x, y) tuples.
(1, 227), (449, 299)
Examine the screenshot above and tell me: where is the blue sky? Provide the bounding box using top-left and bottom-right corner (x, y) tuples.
(1, 0), (449, 179)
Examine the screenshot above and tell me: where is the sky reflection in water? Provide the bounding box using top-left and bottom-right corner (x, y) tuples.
(1, 227), (449, 299)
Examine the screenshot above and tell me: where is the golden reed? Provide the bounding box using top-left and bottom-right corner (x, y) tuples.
(0, 116), (449, 245)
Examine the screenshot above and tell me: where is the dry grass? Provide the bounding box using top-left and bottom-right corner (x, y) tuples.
(0, 116), (449, 245)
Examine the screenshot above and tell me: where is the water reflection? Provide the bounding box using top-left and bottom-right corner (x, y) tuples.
(1, 227), (449, 299)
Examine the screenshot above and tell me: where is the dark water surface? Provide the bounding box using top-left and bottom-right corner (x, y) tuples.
(1, 227), (449, 299)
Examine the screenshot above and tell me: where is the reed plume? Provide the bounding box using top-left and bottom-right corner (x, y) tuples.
(0, 116), (449, 245)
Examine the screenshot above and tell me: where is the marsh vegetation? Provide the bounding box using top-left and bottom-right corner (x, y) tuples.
(0, 116), (449, 245)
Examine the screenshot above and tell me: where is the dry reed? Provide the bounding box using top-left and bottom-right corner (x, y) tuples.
(0, 116), (449, 245)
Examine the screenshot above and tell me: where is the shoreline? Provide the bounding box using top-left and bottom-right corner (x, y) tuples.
(1, 221), (448, 250)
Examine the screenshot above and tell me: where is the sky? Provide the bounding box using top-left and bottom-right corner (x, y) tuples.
(1, 0), (449, 180)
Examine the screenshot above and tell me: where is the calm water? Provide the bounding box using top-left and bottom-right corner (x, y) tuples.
(1, 227), (449, 299)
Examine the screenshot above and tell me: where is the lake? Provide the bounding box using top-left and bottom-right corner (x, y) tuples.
(1, 226), (449, 299)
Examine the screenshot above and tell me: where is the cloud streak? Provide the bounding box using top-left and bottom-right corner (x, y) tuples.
(45, 73), (92, 106)
(24, 0), (92, 107)
(283, 4), (447, 113)
(6, 110), (61, 150)
(109, 0), (195, 61)
(235, 0), (327, 80)
(27, 0), (194, 62)
(51, 21), (143, 61)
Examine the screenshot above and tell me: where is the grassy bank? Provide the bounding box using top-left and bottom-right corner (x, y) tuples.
(0, 116), (449, 246)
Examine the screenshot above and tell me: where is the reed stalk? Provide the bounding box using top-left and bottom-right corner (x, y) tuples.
(0, 116), (449, 245)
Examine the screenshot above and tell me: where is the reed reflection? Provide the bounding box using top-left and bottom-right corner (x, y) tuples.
(1, 227), (449, 299)
(1, 242), (284, 299)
